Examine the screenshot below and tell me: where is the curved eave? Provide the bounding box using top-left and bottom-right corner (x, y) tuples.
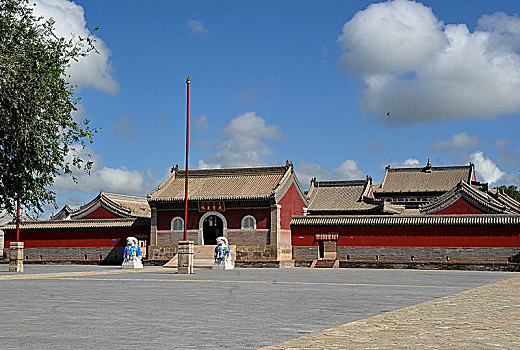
(290, 214), (520, 227)
(420, 182), (506, 215)
(71, 193), (132, 219)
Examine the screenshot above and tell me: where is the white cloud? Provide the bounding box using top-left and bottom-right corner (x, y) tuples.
(33, 0), (119, 94)
(334, 160), (366, 179)
(495, 173), (520, 188)
(295, 159), (366, 188)
(338, 0), (447, 76)
(496, 138), (508, 150)
(382, 158), (421, 170)
(198, 111), (285, 168)
(188, 19), (208, 36)
(338, 0), (520, 123)
(114, 115), (136, 137)
(470, 151), (505, 184)
(52, 145), (149, 195)
(296, 162), (334, 188)
(427, 132), (480, 154)
(195, 114), (209, 130)
(366, 139), (383, 153)
(495, 139), (520, 170)
(403, 158), (420, 166)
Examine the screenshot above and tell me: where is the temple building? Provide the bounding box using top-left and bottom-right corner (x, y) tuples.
(2, 191), (150, 263)
(147, 162), (308, 266)
(2, 159), (520, 269)
(374, 160), (476, 207)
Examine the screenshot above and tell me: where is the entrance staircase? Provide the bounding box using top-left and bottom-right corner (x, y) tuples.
(310, 259), (339, 268)
(163, 245), (236, 268)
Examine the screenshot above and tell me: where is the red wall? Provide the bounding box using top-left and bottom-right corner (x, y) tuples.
(433, 198), (485, 215)
(4, 228), (148, 248)
(279, 183), (306, 230)
(81, 207), (120, 219)
(157, 208), (270, 230)
(291, 226), (520, 248)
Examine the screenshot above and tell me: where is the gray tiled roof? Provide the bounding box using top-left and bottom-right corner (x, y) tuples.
(50, 204), (81, 220)
(375, 164), (473, 194)
(307, 180), (380, 213)
(491, 190), (520, 214)
(0, 210), (34, 227)
(2, 218), (150, 231)
(103, 193), (151, 218)
(149, 166), (290, 202)
(69, 191), (150, 219)
(291, 214), (520, 227)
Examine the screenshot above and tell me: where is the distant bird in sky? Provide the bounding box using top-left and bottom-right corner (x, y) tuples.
(386, 112), (390, 118)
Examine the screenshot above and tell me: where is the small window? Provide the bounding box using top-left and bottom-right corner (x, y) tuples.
(171, 216), (184, 231)
(241, 215), (256, 230)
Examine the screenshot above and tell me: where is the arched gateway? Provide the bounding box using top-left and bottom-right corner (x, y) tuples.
(198, 211), (227, 245)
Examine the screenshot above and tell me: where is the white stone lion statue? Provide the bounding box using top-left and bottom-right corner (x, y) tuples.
(122, 236), (143, 269)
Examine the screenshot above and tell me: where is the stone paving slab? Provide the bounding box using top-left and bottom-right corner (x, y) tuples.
(260, 275), (520, 349)
(0, 266), (517, 349)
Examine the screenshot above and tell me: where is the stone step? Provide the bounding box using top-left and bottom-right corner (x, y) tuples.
(163, 245), (236, 268)
(310, 259), (339, 269)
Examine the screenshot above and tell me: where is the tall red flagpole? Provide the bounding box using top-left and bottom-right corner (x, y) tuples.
(16, 198), (20, 242)
(183, 76), (190, 241)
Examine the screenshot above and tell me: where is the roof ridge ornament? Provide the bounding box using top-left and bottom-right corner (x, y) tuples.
(424, 158), (432, 173)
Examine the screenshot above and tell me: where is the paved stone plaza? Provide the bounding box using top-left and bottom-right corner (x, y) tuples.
(0, 265), (518, 349)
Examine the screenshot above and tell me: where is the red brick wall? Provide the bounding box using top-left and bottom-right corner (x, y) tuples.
(432, 198), (486, 215)
(157, 207), (270, 230)
(291, 226), (520, 248)
(278, 183), (306, 230)
(81, 207), (120, 219)
(4, 228), (149, 248)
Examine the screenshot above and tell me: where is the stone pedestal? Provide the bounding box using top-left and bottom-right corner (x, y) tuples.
(9, 242), (24, 273)
(213, 259), (234, 270)
(122, 259), (143, 269)
(177, 241), (194, 274)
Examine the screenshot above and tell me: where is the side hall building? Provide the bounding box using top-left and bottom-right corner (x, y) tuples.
(2, 191), (150, 263)
(292, 161), (520, 268)
(147, 162), (308, 266)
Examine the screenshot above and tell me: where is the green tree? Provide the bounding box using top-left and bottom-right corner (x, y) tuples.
(0, 0), (98, 216)
(496, 185), (520, 202)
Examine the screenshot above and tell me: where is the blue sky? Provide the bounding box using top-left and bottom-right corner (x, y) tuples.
(31, 0), (520, 216)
